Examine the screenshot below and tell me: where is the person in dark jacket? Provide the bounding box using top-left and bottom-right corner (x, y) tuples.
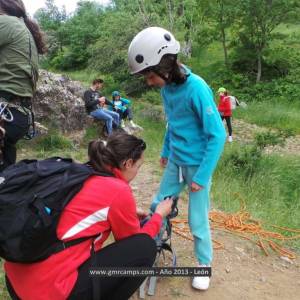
(0, 0), (46, 171)
(83, 79), (120, 135)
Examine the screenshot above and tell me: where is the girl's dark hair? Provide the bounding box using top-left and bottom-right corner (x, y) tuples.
(143, 54), (186, 85)
(88, 132), (146, 173)
(0, 0), (47, 54)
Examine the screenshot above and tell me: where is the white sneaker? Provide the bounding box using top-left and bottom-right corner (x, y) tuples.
(130, 120), (143, 130)
(228, 136), (233, 143)
(129, 120), (137, 128)
(192, 264), (211, 290)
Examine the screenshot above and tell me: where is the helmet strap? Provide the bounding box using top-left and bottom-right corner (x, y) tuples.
(153, 70), (169, 83)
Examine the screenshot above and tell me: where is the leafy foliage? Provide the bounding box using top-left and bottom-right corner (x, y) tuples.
(35, 0), (300, 100)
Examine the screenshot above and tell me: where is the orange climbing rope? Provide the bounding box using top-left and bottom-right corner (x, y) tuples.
(171, 198), (300, 259)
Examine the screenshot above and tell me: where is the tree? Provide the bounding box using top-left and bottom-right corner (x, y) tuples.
(213, 0), (238, 67)
(34, 0), (67, 54)
(236, 0), (298, 82)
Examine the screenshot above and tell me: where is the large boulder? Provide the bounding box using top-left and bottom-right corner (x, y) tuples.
(32, 70), (88, 133)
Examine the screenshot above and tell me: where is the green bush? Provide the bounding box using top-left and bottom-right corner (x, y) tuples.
(254, 131), (286, 149)
(223, 145), (262, 178)
(83, 125), (100, 145)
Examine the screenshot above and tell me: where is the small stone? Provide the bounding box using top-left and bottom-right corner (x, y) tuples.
(280, 263), (289, 269)
(260, 276), (267, 283)
(225, 267), (230, 273)
(235, 247), (244, 254)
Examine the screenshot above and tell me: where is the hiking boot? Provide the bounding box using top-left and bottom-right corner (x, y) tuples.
(192, 264), (210, 290)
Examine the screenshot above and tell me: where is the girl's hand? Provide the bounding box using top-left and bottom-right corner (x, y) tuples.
(190, 182), (204, 193)
(160, 157), (168, 168)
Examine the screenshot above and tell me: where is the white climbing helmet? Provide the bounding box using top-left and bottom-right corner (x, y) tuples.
(128, 27), (180, 74)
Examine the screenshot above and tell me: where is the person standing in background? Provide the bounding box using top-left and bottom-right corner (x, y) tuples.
(0, 0), (46, 171)
(217, 87), (233, 142)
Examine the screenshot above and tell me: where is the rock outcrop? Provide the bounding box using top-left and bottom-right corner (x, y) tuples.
(32, 70), (88, 133)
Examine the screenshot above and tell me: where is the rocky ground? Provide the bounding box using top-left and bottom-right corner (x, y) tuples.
(129, 161), (300, 300)
(129, 117), (300, 300)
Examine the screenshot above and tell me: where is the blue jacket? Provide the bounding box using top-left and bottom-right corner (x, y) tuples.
(108, 97), (131, 112)
(161, 68), (226, 188)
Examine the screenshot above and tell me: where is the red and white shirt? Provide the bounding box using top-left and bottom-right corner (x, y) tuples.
(218, 95), (232, 117)
(4, 169), (162, 300)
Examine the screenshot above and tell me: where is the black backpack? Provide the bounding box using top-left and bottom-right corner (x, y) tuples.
(0, 157), (111, 263)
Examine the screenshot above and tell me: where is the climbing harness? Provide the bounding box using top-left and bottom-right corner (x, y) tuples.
(139, 196), (178, 298)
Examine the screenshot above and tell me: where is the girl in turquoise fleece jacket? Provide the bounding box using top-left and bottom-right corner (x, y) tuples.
(128, 27), (226, 291)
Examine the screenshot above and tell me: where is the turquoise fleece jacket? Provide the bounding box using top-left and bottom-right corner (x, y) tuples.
(108, 97), (131, 112)
(161, 68), (226, 188)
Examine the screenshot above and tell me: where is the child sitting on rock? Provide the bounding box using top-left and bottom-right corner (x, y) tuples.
(110, 91), (142, 130)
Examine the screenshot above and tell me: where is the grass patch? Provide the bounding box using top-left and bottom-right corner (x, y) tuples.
(134, 102), (166, 163)
(213, 144), (300, 250)
(187, 41), (224, 83)
(235, 101), (300, 134)
(61, 69), (101, 87)
(82, 124), (102, 146)
(35, 133), (74, 152)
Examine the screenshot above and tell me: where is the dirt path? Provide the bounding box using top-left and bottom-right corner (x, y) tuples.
(130, 163), (300, 300)
(233, 119), (300, 156)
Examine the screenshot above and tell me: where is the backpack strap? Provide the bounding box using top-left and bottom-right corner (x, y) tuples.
(52, 235), (99, 254)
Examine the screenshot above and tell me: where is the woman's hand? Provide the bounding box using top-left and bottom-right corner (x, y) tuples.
(136, 208), (148, 220)
(155, 198), (173, 218)
(160, 157), (168, 168)
(190, 182), (204, 193)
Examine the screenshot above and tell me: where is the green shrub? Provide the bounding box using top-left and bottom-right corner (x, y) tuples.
(223, 146), (262, 178)
(254, 131), (286, 149)
(83, 125), (100, 145)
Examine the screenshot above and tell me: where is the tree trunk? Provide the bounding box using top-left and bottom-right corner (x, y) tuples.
(165, 0), (174, 31)
(256, 52), (262, 83)
(137, 0), (150, 26)
(221, 27), (228, 67)
(182, 40), (192, 58)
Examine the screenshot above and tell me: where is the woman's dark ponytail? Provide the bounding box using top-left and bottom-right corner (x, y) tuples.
(23, 16), (47, 54)
(0, 0), (47, 54)
(88, 139), (119, 173)
(88, 133), (146, 173)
